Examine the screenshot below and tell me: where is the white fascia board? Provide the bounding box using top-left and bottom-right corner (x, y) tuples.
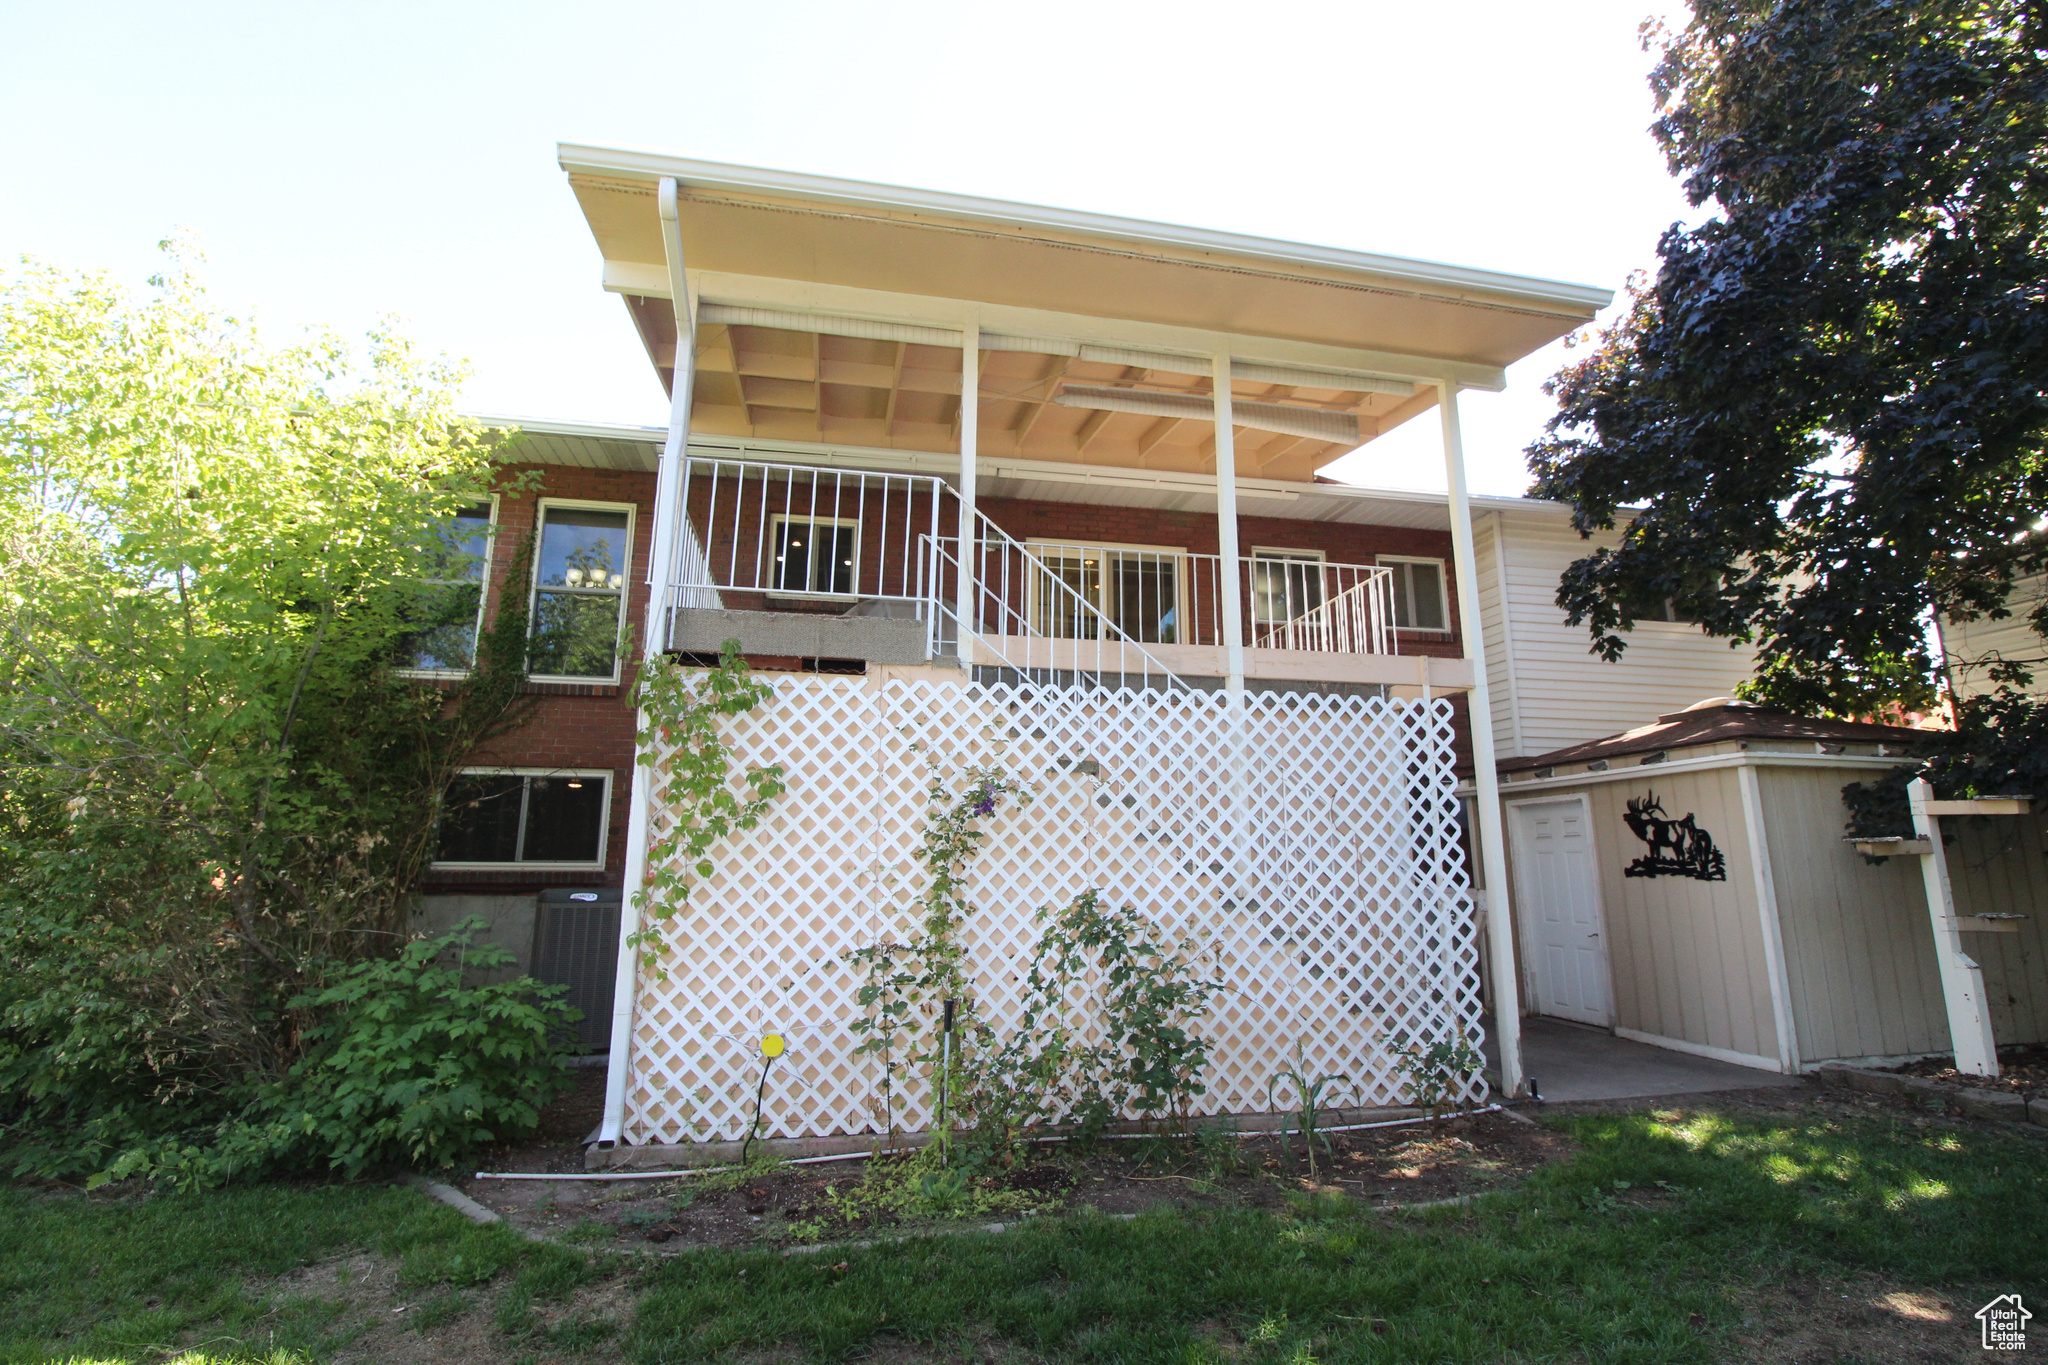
(560, 144), (1613, 317)
(1464, 749), (1906, 796)
(648, 269), (1511, 391)
(471, 412), (668, 442)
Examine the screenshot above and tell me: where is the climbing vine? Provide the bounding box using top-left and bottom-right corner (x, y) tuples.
(630, 640), (785, 961)
(964, 891), (1224, 1150)
(845, 763), (1223, 1151)
(844, 766), (1024, 1134)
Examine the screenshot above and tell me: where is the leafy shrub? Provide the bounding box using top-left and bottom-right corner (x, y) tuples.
(1394, 1033), (1487, 1120)
(0, 250), (541, 1184)
(2, 921), (577, 1189)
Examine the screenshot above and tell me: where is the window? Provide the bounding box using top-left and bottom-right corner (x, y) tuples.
(529, 502), (633, 680)
(1381, 557), (1449, 631)
(434, 769), (611, 868)
(398, 500), (494, 673)
(1029, 542), (1181, 644)
(769, 514), (858, 596)
(1623, 594), (1696, 625)
(1249, 549), (1326, 625)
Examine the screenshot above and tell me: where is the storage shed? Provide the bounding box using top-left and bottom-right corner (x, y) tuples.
(1490, 699), (2048, 1072)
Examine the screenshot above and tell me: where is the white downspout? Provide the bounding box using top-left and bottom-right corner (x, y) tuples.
(598, 175), (695, 1147)
(1438, 381), (1525, 1099)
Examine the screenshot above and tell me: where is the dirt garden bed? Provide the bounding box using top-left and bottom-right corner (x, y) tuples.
(1877, 1043), (2048, 1097)
(458, 1105), (1574, 1255)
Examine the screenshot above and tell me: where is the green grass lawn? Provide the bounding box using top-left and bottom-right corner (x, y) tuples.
(3, 1101), (2043, 1364)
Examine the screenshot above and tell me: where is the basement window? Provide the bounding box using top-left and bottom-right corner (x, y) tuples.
(433, 769), (611, 869)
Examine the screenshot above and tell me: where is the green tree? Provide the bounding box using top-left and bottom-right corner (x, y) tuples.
(1528, 0), (2048, 730)
(0, 246), (548, 1179)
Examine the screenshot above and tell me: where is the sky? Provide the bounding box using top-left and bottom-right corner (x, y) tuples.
(0, 0), (1695, 498)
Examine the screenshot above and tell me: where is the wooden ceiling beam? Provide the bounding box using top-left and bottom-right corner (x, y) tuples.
(1073, 407), (1115, 455)
(1010, 353), (1074, 447)
(1136, 416), (1182, 464)
(883, 340), (908, 440)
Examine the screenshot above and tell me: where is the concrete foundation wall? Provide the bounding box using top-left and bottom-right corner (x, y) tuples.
(670, 607), (929, 663)
(412, 894), (540, 981)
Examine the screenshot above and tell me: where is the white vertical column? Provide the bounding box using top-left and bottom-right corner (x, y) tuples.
(1212, 353), (1245, 692)
(599, 175), (695, 1147)
(1909, 778), (2000, 1076)
(1438, 380), (1524, 1099)
(954, 313), (979, 656)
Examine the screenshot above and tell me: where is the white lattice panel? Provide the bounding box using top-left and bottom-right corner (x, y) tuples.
(623, 674), (1485, 1145)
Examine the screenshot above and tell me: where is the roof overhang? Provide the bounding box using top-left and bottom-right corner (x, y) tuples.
(557, 146), (1610, 479)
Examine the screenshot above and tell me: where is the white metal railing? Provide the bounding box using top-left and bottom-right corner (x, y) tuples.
(657, 455), (1400, 673)
(929, 516), (1192, 691)
(951, 538), (1398, 659)
(658, 455), (949, 650)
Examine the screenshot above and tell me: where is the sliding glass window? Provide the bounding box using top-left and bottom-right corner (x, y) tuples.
(433, 770), (611, 868)
(1249, 549), (1326, 626)
(1029, 543), (1181, 644)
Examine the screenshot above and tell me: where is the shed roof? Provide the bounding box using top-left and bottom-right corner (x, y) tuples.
(1498, 698), (1933, 774)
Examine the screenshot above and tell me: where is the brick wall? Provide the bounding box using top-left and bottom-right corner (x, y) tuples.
(423, 462), (655, 893)
(423, 467), (1473, 888)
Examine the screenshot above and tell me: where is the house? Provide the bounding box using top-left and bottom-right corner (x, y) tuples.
(1939, 571), (2048, 703)
(420, 145), (1821, 1154)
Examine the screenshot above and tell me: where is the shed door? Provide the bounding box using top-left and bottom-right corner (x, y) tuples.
(1512, 798), (1611, 1026)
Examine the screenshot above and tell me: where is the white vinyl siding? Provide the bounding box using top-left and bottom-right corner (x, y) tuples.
(1940, 572), (2048, 702)
(1484, 508), (1757, 759)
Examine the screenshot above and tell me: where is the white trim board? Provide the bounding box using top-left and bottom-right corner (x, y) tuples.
(1473, 749), (1909, 797)
(1738, 763), (1802, 1073)
(1612, 1027), (1787, 1074)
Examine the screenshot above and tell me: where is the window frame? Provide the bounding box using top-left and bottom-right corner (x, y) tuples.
(1248, 546), (1327, 626)
(396, 493), (500, 680)
(1377, 554), (1453, 634)
(765, 511), (863, 600)
(527, 497), (638, 685)
(1024, 537), (1186, 643)
(429, 766), (614, 871)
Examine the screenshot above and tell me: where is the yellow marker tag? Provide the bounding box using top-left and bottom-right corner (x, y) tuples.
(761, 1033), (785, 1059)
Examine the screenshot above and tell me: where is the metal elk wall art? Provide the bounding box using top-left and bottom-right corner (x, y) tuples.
(1622, 791), (1727, 882)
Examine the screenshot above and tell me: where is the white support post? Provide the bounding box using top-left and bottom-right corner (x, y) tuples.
(1212, 353), (1246, 693)
(598, 175), (696, 1147)
(954, 313), (979, 655)
(1908, 778), (2000, 1076)
(1437, 381), (1524, 1098)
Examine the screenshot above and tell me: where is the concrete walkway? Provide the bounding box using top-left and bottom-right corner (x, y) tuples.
(1490, 1017), (1806, 1103)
